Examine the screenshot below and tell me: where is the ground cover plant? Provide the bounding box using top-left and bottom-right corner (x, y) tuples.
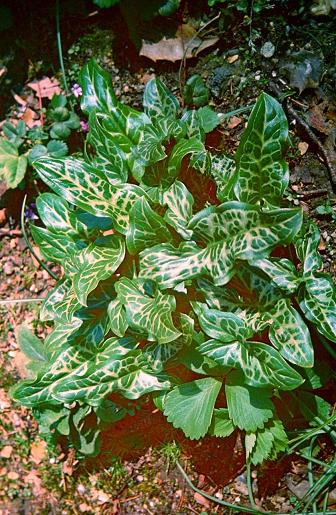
(10, 60), (336, 475)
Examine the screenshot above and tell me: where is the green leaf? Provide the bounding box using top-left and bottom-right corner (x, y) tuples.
(164, 377), (222, 439)
(225, 374), (274, 432)
(36, 193), (85, 236)
(247, 419), (288, 465)
(208, 408), (235, 437)
(28, 144), (48, 164)
(80, 59), (117, 114)
(17, 325), (48, 364)
(72, 235), (125, 305)
(115, 278), (181, 344)
(184, 75), (210, 108)
(298, 392), (332, 427)
(0, 139), (27, 188)
(126, 197), (172, 255)
(251, 257), (299, 294)
(140, 204), (302, 289)
(199, 339), (304, 390)
(234, 92), (289, 204)
(33, 157), (145, 234)
(299, 275), (336, 343)
(269, 299), (314, 367)
(296, 222), (322, 275)
(158, 0), (181, 15)
(40, 280), (81, 323)
(108, 299), (128, 337)
(162, 180), (194, 239)
(46, 139), (68, 158)
(30, 224), (79, 263)
(52, 345), (171, 404)
(191, 302), (251, 342)
(197, 106), (220, 133)
(143, 78), (179, 122)
(50, 93), (67, 109)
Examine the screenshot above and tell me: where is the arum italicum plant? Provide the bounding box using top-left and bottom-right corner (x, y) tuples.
(11, 60), (336, 464)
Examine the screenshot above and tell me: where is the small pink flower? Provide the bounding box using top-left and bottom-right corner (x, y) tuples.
(71, 83), (82, 98)
(80, 120), (89, 133)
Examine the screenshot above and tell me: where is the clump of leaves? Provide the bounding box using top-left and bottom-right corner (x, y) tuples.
(11, 60), (336, 465)
(0, 94), (80, 189)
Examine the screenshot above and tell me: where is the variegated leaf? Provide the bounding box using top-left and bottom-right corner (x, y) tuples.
(72, 235), (125, 305)
(40, 280), (81, 323)
(299, 276), (336, 343)
(251, 257), (299, 293)
(115, 278), (181, 344)
(140, 205), (302, 288)
(295, 222), (322, 275)
(198, 339), (303, 390)
(162, 180), (194, 239)
(36, 193), (87, 236)
(269, 299), (313, 367)
(33, 157), (146, 234)
(80, 59), (117, 114)
(191, 302), (251, 342)
(210, 154), (236, 201)
(162, 137), (205, 188)
(30, 224), (80, 263)
(126, 197), (172, 255)
(52, 348), (171, 404)
(234, 92), (289, 204)
(107, 298), (128, 337)
(143, 78), (179, 122)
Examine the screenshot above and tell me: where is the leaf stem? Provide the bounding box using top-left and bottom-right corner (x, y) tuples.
(56, 0), (69, 96)
(176, 461), (336, 515)
(217, 104), (254, 122)
(246, 461), (256, 509)
(0, 298), (44, 306)
(21, 195), (59, 281)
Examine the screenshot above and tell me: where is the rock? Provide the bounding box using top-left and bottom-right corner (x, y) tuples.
(208, 64), (234, 98)
(286, 476), (310, 499)
(280, 51), (323, 93)
(3, 261), (14, 275)
(261, 41), (275, 58)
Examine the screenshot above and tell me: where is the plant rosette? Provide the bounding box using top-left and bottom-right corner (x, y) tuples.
(11, 60), (336, 463)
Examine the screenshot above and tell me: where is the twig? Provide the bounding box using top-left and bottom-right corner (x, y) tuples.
(0, 298), (44, 306)
(178, 13), (221, 98)
(269, 82), (336, 192)
(0, 228), (22, 237)
(295, 188), (329, 200)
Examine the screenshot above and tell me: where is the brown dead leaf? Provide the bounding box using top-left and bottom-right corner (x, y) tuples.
(27, 77), (61, 100)
(91, 488), (111, 504)
(79, 503), (92, 513)
(30, 439), (47, 465)
(0, 445), (13, 458)
(0, 388), (10, 410)
(24, 470), (47, 497)
(228, 116), (242, 129)
(62, 448), (78, 476)
(194, 492), (211, 507)
(13, 350), (30, 379)
(21, 107), (41, 128)
(140, 24), (218, 62)
(227, 54), (239, 63)
(8, 471), (19, 480)
(298, 141), (309, 155)
(0, 467), (7, 476)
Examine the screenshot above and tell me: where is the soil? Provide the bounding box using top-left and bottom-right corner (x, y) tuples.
(0, 1), (336, 513)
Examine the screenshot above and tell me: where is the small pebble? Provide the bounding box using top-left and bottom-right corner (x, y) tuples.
(136, 474), (144, 482)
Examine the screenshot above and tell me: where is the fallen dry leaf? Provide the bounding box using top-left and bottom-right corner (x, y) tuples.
(298, 141), (309, 155)
(30, 439), (47, 465)
(227, 54), (239, 63)
(27, 77), (61, 100)
(0, 388), (10, 410)
(24, 470), (47, 497)
(21, 107), (41, 128)
(0, 467), (7, 476)
(12, 92), (27, 106)
(228, 116), (242, 129)
(0, 445), (13, 458)
(140, 24), (218, 62)
(8, 471), (19, 480)
(91, 488), (111, 504)
(79, 503), (92, 513)
(13, 350), (30, 379)
(194, 491), (211, 507)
